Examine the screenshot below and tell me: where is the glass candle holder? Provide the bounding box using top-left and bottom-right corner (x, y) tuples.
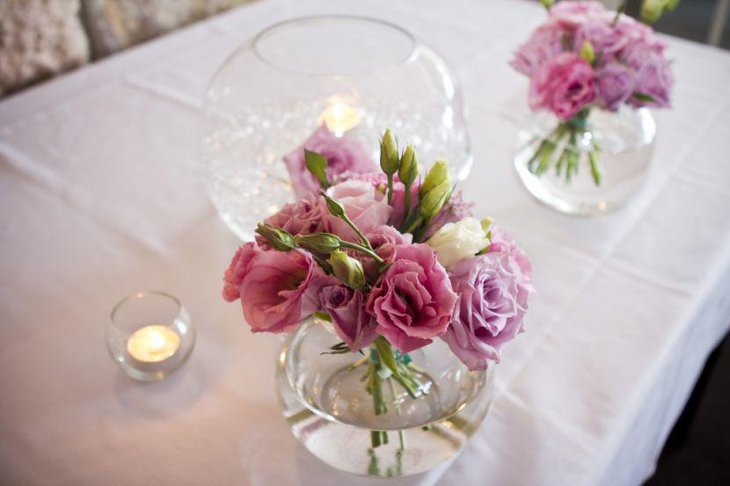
(107, 291), (195, 381)
(203, 15), (471, 241)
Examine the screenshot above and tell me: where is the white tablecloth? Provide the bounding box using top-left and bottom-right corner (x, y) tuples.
(2, 1), (730, 484)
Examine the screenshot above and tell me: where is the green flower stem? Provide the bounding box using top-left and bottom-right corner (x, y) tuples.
(588, 141), (602, 186)
(401, 214), (423, 236)
(364, 338), (427, 450)
(338, 240), (385, 265)
(401, 182), (412, 227)
(386, 174), (394, 205)
(565, 130), (579, 184)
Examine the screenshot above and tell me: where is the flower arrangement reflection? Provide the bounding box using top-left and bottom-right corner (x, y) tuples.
(512, 0), (674, 185)
(223, 126), (533, 450)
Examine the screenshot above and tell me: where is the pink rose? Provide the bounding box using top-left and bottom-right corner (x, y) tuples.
(529, 52), (596, 120)
(442, 252), (533, 371)
(366, 244), (457, 353)
(321, 180), (392, 243)
(227, 248), (318, 333)
(284, 125), (375, 198)
(318, 280), (377, 351)
(262, 191), (324, 238)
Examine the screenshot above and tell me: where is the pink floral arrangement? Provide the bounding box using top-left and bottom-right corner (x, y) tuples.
(512, 0), (674, 184)
(222, 127), (533, 442)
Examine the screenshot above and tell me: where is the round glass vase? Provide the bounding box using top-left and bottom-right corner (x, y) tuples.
(514, 106), (656, 216)
(276, 317), (496, 478)
(203, 15), (471, 241)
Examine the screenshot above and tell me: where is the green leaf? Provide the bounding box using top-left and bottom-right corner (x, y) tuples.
(304, 149), (330, 188)
(313, 311), (332, 322)
(632, 92), (656, 103)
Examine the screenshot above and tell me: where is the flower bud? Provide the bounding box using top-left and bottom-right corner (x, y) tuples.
(255, 224), (296, 251)
(321, 192), (346, 218)
(379, 129), (400, 175)
(329, 249), (367, 290)
(295, 233), (341, 253)
(398, 144), (419, 186)
(579, 41), (595, 64)
(419, 180), (451, 219)
(421, 160), (450, 196)
(480, 217), (494, 233)
(641, 0), (675, 24)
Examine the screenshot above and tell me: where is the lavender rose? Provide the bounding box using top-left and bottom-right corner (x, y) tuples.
(319, 282), (377, 351)
(366, 244), (457, 353)
(487, 225), (533, 281)
(596, 62), (635, 111)
(442, 252), (533, 371)
(284, 125), (375, 198)
(529, 52), (596, 120)
(224, 248), (318, 334)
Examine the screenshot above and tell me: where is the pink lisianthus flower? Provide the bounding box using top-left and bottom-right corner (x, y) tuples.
(261, 191), (324, 240)
(222, 242), (260, 302)
(361, 224), (413, 283)
(284, 125), (375, 198)
(224, 248), (319, 334)
(529, 52), (596, 120)
(441, 252), (533, 371)
(366, 244), (457, 353)
(511, 23), (565, 77)
(549, 0), (612, 28)
(321, 179), (392, 243)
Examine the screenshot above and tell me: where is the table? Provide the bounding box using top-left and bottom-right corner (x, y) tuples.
(2, 1), (730, 484)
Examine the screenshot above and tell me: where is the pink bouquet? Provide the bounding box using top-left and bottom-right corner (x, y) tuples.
(512, 0), (674, 184)
(223, 127), (533, 446)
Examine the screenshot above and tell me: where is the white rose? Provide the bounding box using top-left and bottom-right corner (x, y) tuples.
(426, 217), (488, 270)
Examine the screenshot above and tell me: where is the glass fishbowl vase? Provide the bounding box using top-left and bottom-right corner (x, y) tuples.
(203, 15), (471, 240)
(514, 107), (656, 216)
(276, 317), (495, 478)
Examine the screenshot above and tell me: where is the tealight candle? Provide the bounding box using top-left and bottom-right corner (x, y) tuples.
(107, 291), (195, 381)
(320, 99), (361, 134)
(127, 325), (181, 363)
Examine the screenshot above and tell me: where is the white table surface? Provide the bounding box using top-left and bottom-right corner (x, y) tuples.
(2, 0), (730, 485)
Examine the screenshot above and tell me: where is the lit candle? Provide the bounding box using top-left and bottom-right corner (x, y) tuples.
(320, 99), (361, 134)
(126, 325), (181, 363)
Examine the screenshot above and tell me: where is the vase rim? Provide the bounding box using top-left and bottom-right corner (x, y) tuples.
(252, 15), (418, 77)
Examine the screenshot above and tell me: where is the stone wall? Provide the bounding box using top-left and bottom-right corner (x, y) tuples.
(0, 0), (251, 97)
(0, 0), (89, 96)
